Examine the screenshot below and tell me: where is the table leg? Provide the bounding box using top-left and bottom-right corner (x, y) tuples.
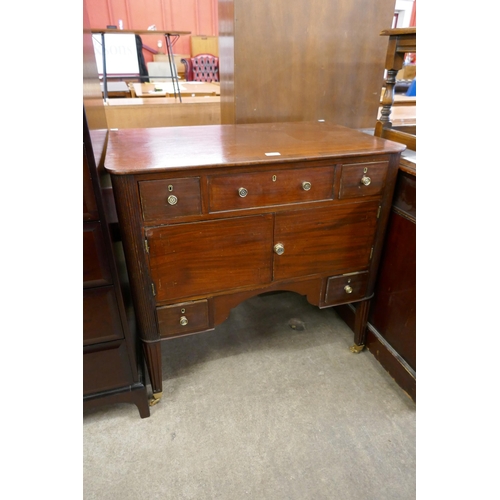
(101, 33), (108, 101)
(143, 341), (163, 405)
(164, 34), (182, 102)
(349, 299), (370, 353)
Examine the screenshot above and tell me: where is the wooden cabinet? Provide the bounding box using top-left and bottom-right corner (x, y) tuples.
(83, 122), (150, 418)
(366, 162), (416, 400)
(106, 121), (405, 405)
(369, 27), (416, 400)
(337, 27), (416, 401)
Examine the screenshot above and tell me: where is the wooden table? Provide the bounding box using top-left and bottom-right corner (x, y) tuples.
(105, 121), (405, 406)
(132, 81), (220, 98)
(88, 29), (191, 101)
(100, 81), (130, 98)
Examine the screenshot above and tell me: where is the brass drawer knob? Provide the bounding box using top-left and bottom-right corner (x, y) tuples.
(274, 243), (285, 255)
(344, 285), (353, 294)
(361, 175), (371, 186)
(167, 194), (178, 205)
(238, 187), (248, 197)
(302, 181), (312, 191)
(179, 316), (188, 326)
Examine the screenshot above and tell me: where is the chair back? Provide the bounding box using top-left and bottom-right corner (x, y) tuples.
(181, 54), (219, 82)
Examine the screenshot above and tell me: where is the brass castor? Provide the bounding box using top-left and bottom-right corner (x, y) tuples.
(349, 344), (365, 354)
(149, 391), (163, 406)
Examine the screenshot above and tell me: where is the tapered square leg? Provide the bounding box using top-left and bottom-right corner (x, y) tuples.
(143, 341), (163, 405)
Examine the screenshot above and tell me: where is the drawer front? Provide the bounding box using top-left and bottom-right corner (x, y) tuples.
(208, 166), (334, 212)
(339, 161), (388, 199)
(273, 201), (379, 281)
(324, 271), (369, 305)
(146, 214), (274, 302)
(83, 287), (124, 345)
(157, 300), (210, 338)
(83, 222), (113, 288)
(83, 342), (133, 396)
(139, 177), (202, 223)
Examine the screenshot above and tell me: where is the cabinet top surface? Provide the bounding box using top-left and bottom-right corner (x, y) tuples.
(105, 122), (406, 175)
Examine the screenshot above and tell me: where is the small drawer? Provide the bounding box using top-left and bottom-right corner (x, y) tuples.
(83, 287), (124, 345)
(339, 161), (388, 199)
(83, 342), (132, 396)
(156, 300), (210, 338)
(83, 222), (113, 288)
(324, 272), (369, 305)
(208, 166), (334, 212)
(139, 177), (202, 223)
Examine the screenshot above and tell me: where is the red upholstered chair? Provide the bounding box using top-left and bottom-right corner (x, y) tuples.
(181, 54), (219, 82)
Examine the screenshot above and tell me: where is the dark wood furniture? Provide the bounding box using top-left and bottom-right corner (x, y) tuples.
(376, 27), (416, 151)
(105, 121), (405, 405)
(83, 116), (150, 418)
(338, 27), (416, 401)
(373, 27), (416, 400)
(367, 156), (415, 400)
(336, 155), (415, 401)
(83, 4), (149, 417)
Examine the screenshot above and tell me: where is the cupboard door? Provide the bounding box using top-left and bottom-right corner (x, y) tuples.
(146, 215), (273, 302)
(273, 201), (379, 281)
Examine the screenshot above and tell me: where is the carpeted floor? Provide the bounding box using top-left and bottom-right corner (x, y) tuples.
(83, 291), (416, 500)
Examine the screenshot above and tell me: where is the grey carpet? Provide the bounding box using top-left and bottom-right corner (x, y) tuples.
(84, 291), (416, 500)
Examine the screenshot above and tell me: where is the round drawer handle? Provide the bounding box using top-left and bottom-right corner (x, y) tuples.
(344, 285), (353, 294)
(274, 243), (285, 255)
(361, 175), (371, 186)
(302, 181), (312, 191)
(179, 316), (188, 326)
(238, 187), (248, 198)
(167, 194), (178, 205)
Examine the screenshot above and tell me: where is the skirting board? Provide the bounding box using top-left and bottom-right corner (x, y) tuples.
(335, 303), (416, 402)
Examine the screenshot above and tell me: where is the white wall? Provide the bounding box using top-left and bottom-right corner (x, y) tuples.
(394, 0), (415, 27)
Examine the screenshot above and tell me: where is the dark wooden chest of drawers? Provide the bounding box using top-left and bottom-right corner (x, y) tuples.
(83, 119), (150, 418)
(105, 121), (405, 405)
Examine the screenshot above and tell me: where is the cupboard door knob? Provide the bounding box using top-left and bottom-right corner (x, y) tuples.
(361, 175), (371, 186)
(167, 195), (178, 205)
(274, 243), (285, 255)
(344, 285), (353, 294)
(180, 316), (188, 326)
(302, 181), (312, 191)
(238, 187), (248, 197)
